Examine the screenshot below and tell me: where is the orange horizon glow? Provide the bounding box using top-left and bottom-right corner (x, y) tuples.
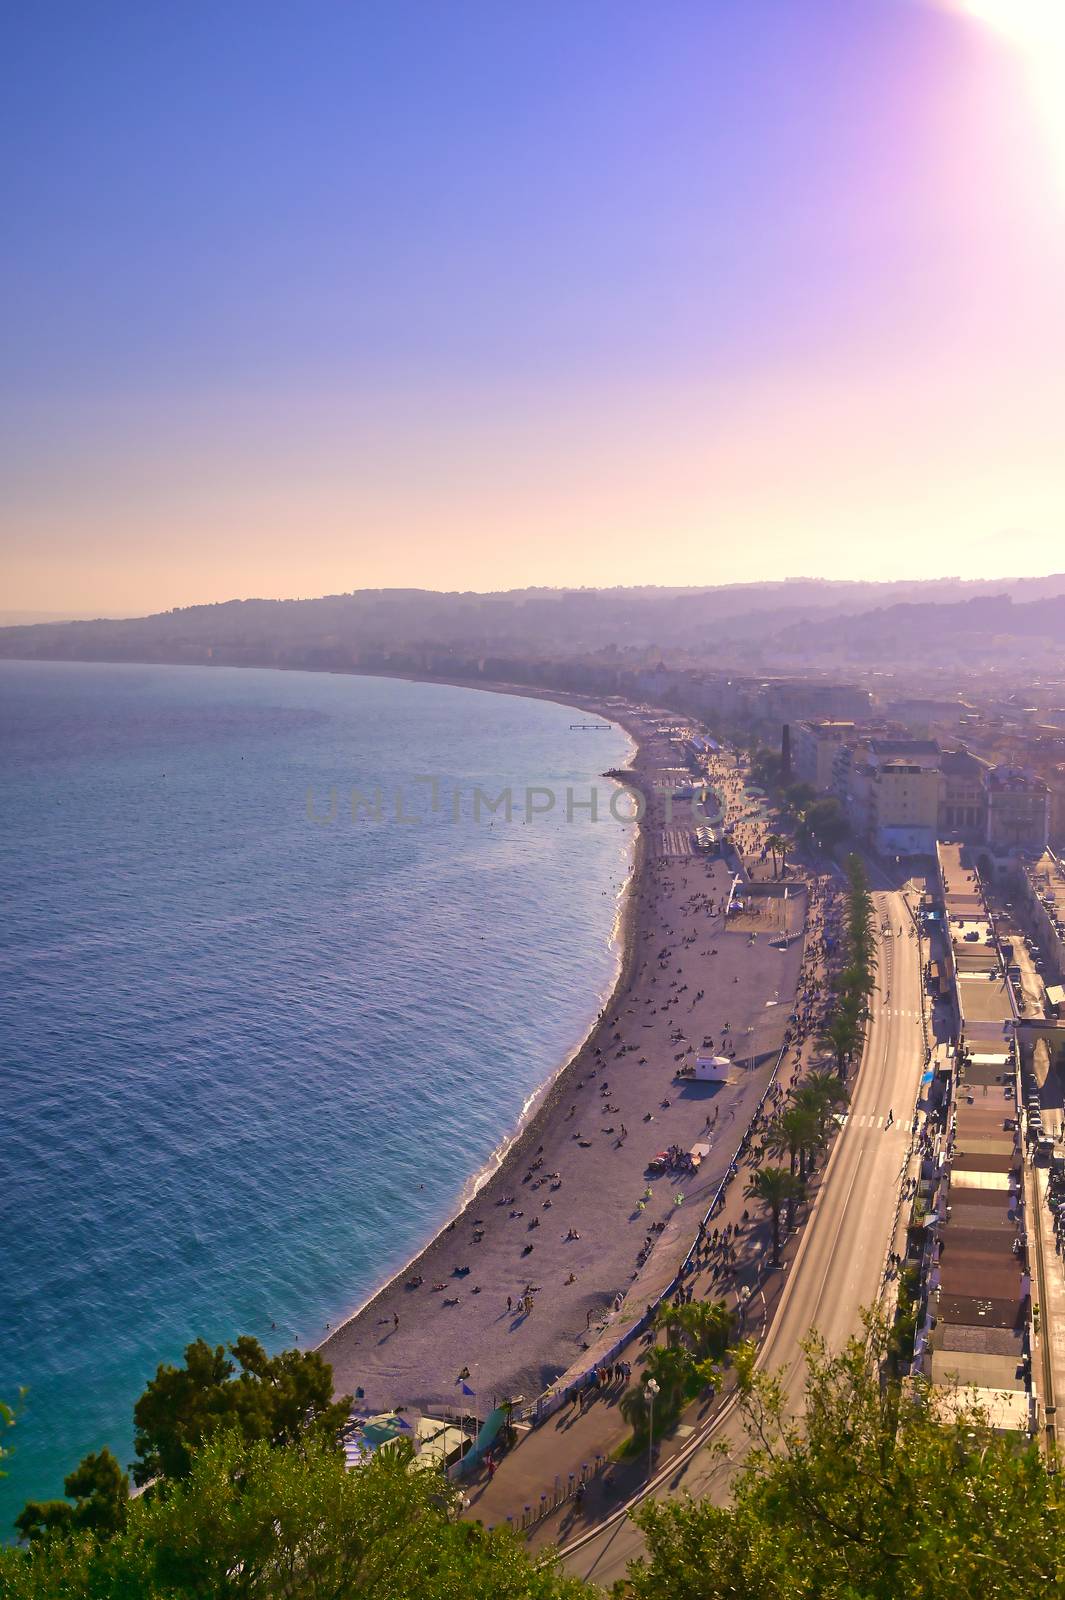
(3, 2), (1065, 616)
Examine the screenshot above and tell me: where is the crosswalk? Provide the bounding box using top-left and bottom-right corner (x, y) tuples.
(838, 1113), (903, 1130)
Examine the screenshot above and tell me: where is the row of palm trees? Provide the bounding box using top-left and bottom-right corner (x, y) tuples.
(620, 859), (875, 1451)
(745, 1070), (850, 1264)
(824, 855), (877, 1079)
(742, 858), (874, 1264)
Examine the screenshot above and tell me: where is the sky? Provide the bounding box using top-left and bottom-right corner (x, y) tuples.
(2, 0), (1065, 615)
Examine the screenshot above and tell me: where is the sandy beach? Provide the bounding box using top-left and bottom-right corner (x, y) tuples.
(319, 694), (804, 1423)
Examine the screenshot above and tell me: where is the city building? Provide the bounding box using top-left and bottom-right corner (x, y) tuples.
(986, 766), (1050, 855)
(791, 720), (856, 793)
(761, 678), (872, 723)
(1014, 851), (1065, 986)
(916, 846), (1031, 1435)
(937, 748), (988, 842)
(869, 760), (941, 856)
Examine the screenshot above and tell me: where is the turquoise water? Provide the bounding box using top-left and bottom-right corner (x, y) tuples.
(0, 662), (632, 1528)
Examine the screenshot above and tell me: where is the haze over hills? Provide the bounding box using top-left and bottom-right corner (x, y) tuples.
(0, 609), (119, 627)
(2, 574), (1065, 680)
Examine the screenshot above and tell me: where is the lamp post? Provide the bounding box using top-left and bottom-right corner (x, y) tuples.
(645, 1377), (660, 1480)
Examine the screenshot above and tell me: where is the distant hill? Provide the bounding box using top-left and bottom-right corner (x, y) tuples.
(770, 592), (1065, 663)
(1, 576), (1064, 677)
(0, 608), (126, 626)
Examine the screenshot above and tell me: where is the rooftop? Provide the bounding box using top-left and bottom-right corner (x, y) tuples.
(956, 973), (1014, 1026)
(987, 764), (1049, 793)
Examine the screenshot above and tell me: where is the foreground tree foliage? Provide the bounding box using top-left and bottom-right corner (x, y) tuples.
(130, 1335), (351, 1485)
(1, 1399), (14, 1480)
(0, 1432), (593, 1600)
(625, 1322), (1063, 1600)
(15, 1450), (129, 1544)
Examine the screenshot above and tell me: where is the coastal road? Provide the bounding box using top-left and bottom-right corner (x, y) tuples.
(563, 890), (927, 1588)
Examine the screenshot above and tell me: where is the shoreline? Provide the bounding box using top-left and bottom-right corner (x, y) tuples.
(5, 654), (655, 1392)
(318, 689), (804, 1423)
(313, 679), (650, 1366)
(9, 656), (798, 1426)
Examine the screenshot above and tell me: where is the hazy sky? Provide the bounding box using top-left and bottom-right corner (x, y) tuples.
(3, 0), (1064, 614)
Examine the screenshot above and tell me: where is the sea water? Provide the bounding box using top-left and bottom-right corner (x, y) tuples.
(0, 661), (632, 1527)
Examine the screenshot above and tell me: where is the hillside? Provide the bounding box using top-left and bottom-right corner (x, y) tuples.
(2, 576), (1065, 677)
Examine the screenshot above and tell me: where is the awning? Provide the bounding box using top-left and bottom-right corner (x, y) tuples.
(360, 1412), (413, 1447)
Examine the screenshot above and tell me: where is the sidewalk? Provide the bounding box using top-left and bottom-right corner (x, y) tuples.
(1028, 1161), (1065, 1443)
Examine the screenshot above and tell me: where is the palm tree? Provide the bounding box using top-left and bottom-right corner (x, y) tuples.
(656, 1299), (733, 1363)
(761, 1106), (819, 1179)
(765, 833), (784, 878)
(642, 1344), (693, 1417)
(619, 1382), (650, 1438)
(836, 963), (876, 1009)
(745, 1166), (804, 1265)
(778, 837), (792, 878)
(797, 1071), (850, 1134)
(821, 1011), (858, 1080)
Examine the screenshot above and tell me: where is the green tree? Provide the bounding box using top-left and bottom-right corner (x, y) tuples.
(798, 1069), (848, 1120)
(799, 796), (847, 849)
(821, 1011), (858, 1079)
(0, 1432), (593, 1599)
(761, 1106), (820, 1181)
(627, 1317), (1063, 1600)
(642, 1345), (693, 1411)
(765, 833), (784, 878)
(131, 1335), (351, 1485)
(835, 961), (876, 1010)
(744, 1167), (803, 1265)
(619, 1381), (651, 1439)
(655, 1300), (732, 1366)
(750, 748), (783, 789)
(782, 781), (815, 813)
(15, 1450), (129, 1544)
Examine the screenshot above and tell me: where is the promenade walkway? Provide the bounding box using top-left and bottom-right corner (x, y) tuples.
(465, 854), (842, 1542)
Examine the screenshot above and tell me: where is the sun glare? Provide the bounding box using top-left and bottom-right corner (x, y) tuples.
(955, 0), (1065, 50)
(950, 0), (1065, 185)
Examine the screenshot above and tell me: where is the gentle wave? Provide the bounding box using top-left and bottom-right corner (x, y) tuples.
(0, 661), (632, 1527)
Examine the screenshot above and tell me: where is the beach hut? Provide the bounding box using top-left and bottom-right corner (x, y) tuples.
(676, 1055), (731, 1083)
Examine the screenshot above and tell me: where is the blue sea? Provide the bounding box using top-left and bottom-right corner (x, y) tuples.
(0, 662), (632, 1528)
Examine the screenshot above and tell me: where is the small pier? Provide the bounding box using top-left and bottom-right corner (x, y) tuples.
(569, 722), (612, 730)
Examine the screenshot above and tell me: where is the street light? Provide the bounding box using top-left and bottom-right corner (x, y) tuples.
(645, 1377), (660, 1480)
